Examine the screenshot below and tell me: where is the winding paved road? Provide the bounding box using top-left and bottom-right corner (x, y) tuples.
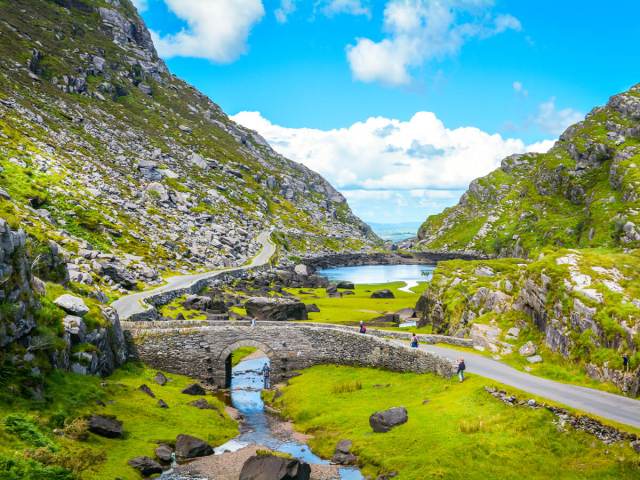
(112, 231), (276, 320)
(418, 343), (640, 429)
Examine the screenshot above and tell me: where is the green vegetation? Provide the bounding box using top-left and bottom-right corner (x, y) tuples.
(159, 295), (207, 320)
(231, 347), (258, 367)
(286, 282), (426, 328)
(0, 364), (237, 480)
(272, 365), (640, 480)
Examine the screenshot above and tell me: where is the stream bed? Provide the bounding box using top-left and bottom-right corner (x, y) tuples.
(161, 356), (364, 479)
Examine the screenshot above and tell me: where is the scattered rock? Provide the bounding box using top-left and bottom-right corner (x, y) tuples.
(157, 399), (168, 408)
(189, 398), (215, 410)
(54, 294), (89, 316)
(87, 415), (123, 438)
(175, 434), (213, 459)
(518, 341), (537, 357)
(336, 281), (355, 290)
(127, 456), (163, 476)
(369, 407), (408, 433)
(154, 371), (168, 386)
(138, 384), (155, 398)
(305, 303), (320, 313)
(155, 444), (173, 463)
(181, 383), (206, 395)
(526, 355), (543, 364)
(239, 454), (311, 480)
(332, 439), (357, 465)
(371, 289), (395, 299)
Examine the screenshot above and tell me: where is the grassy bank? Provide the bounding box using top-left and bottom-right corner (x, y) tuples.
(271, 365), (640, 480)
(231, 347), (258, 367)
(0, 363), (237, 479)
(286, 282), (428, 329)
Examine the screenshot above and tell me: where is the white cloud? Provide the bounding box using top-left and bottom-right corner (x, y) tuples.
(152, 0), (265, 63)
(232, 110), (551, 193)
(131, 0), (148, 12)
(315, 0), (371, 18)
(534, 98), (583, 136)
(512, 80), (528, 97)
(275, 0), (297, 23)
(347, 0), (521, 86)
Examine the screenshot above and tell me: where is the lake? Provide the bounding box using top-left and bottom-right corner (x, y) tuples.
(317, 263), (435, 288)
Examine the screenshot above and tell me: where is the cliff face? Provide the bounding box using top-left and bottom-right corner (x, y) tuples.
(0, 0), (379, 298)
(417, 84), (640, 257)
(414, 84), (640, 394)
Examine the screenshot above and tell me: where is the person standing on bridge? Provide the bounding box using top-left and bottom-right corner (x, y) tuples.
(410, 333), (419, 348)
(262, 362), (271, 389)
(457, 357), (466, 382)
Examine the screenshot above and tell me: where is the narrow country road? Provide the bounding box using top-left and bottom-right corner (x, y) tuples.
(419, 343), (640, 429)
(112, 231), (275, 320)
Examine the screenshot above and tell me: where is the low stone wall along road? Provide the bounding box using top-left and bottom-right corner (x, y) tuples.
(112, 231), (276, 321)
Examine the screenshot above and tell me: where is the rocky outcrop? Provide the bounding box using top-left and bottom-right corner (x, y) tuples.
(175, 434), (213, 460)
(88, 415), (123, 438)
(245, 297), (308, 322)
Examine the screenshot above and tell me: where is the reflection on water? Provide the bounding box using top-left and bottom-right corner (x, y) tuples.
(318, 264), (434, 286)
(162, 356), (364, 480)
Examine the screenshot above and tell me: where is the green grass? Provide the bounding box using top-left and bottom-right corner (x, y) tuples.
(159, 295), (207, 320)
(0, 364), (237, 480)
(231, 347), (258, 367)
(272, 365), (640, 480)
(286, 282), (426, 327)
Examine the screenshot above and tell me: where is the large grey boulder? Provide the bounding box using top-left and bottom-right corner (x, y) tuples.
(99, 262), (137, 290)
(336, 281), (355, 290)
(369, 407), (408, 433)
(519, 341), (537, 357)
(54, 294), (89, 316)
(127, 456), (163, 476)
(245, 297), (308, 321)
(371, 289), (394, 299)
(239, 454), (311, 480)
(88, 415), (123, 438)
(181, 383), (206, 395)
(175, 434), (213, 459)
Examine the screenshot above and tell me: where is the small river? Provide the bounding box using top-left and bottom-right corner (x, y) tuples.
(161, 356), (363, 480)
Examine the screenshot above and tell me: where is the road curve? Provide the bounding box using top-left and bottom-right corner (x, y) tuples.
(418, 344), (640, 429)
(112, 231), (276, 320)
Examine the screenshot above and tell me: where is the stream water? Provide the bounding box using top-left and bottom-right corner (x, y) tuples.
(161, 356), (364, 479)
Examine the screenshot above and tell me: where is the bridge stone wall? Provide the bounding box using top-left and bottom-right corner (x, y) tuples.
(125, 323), (456, 388)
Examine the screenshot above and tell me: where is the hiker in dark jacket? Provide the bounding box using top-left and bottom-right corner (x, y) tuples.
(457, 358), (466, 382)
(623, 353), (630, 372)
(262, 362), (271, 389)
(359, 321), (367, 334)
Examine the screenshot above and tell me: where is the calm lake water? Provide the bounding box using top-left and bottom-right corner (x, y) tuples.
(318, 264), (435, 286)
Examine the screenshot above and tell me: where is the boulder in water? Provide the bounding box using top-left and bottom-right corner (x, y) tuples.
(175, 434), (213, 459)
(127, 456), (163, 476)
(239, 454), (311, 480)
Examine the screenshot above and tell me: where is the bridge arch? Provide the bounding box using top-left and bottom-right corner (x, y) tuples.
(219, 339), (276, 388)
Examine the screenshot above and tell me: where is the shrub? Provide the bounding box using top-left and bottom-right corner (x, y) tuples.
(3, 414), (58, 451)
(63, 418), (89, 441)
(331, 381), (362, 394)
(458, 418), (488, 434)
(0, 455), (75, 480)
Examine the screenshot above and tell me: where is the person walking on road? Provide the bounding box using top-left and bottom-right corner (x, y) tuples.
(410, 333), (419, 348)
(251, 318), (256, 327)
(457, 357), (466, 382)
(262, 362), (271, 389)
(359, 321), (367, 334)
(623, 353), (630, 372)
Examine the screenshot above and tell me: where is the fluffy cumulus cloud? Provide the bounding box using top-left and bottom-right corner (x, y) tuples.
(152, 0), (265, 63)
(533, 98), (584, 136)
(232, 110), (553, 221)
(347, 0), (521, 86)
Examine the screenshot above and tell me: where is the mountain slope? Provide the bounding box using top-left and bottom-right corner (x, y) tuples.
(417, 84), (640, 257)
(0, 0), (379, 294)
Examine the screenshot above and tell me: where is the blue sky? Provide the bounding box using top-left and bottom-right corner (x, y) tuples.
(135, 0), (640, 225)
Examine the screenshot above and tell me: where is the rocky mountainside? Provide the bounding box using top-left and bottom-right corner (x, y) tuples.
(417, 84), (640, 257)
(0, 0), (378, 297)
(414, 84), (640, 394)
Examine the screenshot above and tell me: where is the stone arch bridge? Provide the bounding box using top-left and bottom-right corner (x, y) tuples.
(123, 321), (456, 388)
